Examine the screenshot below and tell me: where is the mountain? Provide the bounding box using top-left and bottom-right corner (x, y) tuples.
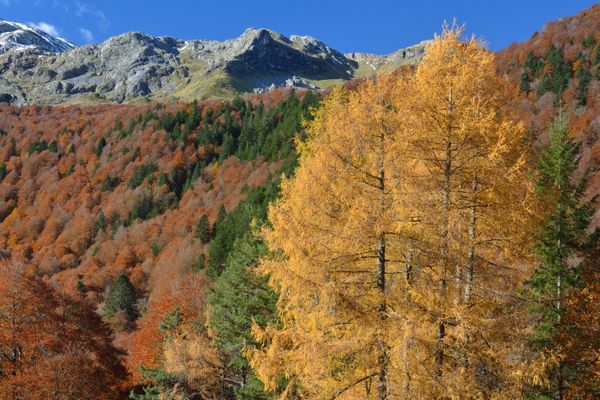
(0, 19), (74, 54)
(345, 40), (430, 73)
(0, 4), (599, 399)
(0, 22), (425, 105)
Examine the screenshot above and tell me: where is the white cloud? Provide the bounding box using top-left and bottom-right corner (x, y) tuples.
(29, 21), (60, 37)
(75, 1), (109, 32)
(79, 27), (94, 43)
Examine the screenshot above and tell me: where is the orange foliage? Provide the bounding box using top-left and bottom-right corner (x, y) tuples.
(127, 272), (209, 383)
(558, 241), (600, 397)
(0, 98), (278, 394)
(495, 4), (600, 228)
(0, 261), (128, 399)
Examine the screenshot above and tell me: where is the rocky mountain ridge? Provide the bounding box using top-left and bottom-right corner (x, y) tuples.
(0, 22), (425, 105)
(0, 19), (75, 54)
(345, 40), (430, 71)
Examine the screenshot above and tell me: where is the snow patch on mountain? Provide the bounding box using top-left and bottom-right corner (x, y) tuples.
(0, 19), (75, 54)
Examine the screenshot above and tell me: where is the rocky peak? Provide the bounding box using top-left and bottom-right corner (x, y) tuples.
(0, 19), (75, 54)
(345, 40), (431, 67)
(290, 34), (350, 65)
(224, 28), (357, 78)
(0, 22), (420, 105)
(101, 32), (181, 53)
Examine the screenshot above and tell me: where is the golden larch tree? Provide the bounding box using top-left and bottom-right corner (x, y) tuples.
(250, 25), (537, 400)
(401, 24), (536, 397)
(249, 75), (418, 399)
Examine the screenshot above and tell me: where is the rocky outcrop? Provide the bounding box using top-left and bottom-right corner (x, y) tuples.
(253, 75), (317, 93)
(345, 40), (431, 71)
(222, 29), (356, 78)
(0, 21), (422, 104)
(0, 31), (185, 103)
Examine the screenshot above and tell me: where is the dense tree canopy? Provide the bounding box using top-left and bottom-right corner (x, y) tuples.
(0, 5), (599, 399)
(0, 261), (128, 400)
(250, 26), (538, 399)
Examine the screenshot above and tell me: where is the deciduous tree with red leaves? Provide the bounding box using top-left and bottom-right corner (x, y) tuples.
(0, 261), (128, 400)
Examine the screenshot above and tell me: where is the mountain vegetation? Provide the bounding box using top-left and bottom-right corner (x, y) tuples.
(0, 4), (599, 400)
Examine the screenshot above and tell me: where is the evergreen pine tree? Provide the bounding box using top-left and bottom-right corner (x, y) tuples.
(76, 276), (86, 293)
(537, 45), (571, 100)
(527, 114), (594, 399)
(210, 232), (279, 399)
(525, 52), (544, 78)
(214, 204), (227, 231)
(96, 137), (107, 157)
(220, 133), (235, 161)
(194, 254), (207, 271)
(129, 194), (155, 222)
(159, 307), (181, 339)
(129, 385), (160, 400)
(186, 100), (201, 131)
(171, 123), (180, 141)
(195, 214), (212, 243)
(520, 71), (531, 93)
(97, 210), (107, 232)
(104, 272), (137, 319)
(576, 67), (592, 106)
(157, 172), (168, 186)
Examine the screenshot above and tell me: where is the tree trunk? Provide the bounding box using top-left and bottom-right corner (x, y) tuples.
(402, 246), (414, 397)
(436, 87), (455, 376)
(455, 259), (462, 306)
(556, 267), (563, 400)
(377, 234), (388, 400)
(376, 146), (388, 400)
(436, 137), (452, 376)
(556, 197), (564, 399)
(464, 175), (477, 303)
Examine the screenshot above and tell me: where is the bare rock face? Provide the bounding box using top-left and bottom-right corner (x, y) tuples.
(222, 29), (356, 78)
(0, 30), (186, 103)
(253, 75), (317, 93)
(0, 76), (26, 105)
(0, 21), (419, 105)
(345, 40), (431, 71)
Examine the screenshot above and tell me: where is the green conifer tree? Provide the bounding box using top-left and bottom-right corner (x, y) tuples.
(96, 137), (107, 157)
(527, 114), (594, 399)
(104, 272), (137, 319)
(195, 214), (212, 243)
(97, 210), (107, 232)
(220, 133), (235, 161)
(210, 232), (279, 400)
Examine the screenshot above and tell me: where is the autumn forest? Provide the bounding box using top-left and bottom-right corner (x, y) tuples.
(1, 5), (599, 400)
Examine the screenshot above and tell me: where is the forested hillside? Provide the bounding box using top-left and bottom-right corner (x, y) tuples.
(0, 89), (320, 399)
(496, 4), (600, 225)
(0, 4), (599, 400)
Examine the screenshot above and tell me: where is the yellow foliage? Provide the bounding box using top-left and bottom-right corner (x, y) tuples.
(250, 24), (538, 399)
(163, 332), (222, 399)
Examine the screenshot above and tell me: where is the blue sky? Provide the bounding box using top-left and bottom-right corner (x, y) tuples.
(0, 1), (597, 53)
